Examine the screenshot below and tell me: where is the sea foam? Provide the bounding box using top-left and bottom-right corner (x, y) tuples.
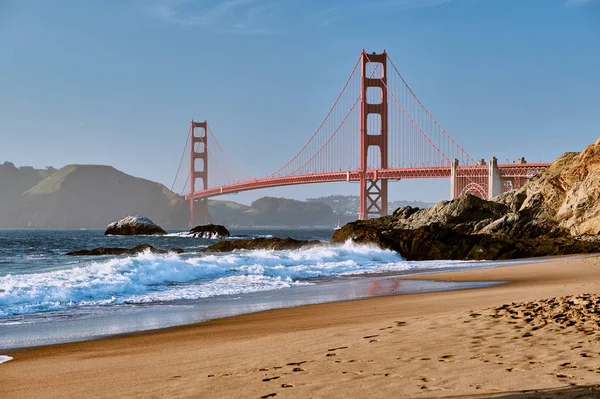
(0, 355), (13, 364)
(0, 241), (471, 318)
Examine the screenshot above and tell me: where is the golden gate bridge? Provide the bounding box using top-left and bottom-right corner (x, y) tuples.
(172, 50), (550, 226)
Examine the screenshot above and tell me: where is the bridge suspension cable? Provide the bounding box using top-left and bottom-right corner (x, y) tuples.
(266, 54), (362, 178)
(387, 57), (477, 166)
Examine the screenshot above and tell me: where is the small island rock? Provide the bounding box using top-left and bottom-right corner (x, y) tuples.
(104, 215), (167, 236)
(66, 244), (184, 256)
(189, 224), (230, 239)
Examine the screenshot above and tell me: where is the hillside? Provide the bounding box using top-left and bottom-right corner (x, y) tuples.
(208, 197), (334, 227)
(12, 164), (188, 229)
(0, 163), (337, 228)
(0, 162), (56, 227)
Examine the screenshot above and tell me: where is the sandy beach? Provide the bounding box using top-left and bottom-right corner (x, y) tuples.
(3, 255), (600, 398)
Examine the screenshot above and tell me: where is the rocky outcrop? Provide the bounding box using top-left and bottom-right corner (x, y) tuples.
(334, 221), (600, 261)
(66, 244), (183, 256)
(104, 215), (166, 236)
(493, 138), (600, 235)
(332, 139), (600, 260)
(189, 224), (230, 239)
(202, 237), (321, 252)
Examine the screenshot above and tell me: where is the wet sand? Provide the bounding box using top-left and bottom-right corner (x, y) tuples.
(3, 255), (600, 398)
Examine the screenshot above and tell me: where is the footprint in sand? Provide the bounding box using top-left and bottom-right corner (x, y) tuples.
(262, 376), (280, 382)
(281, 384), (294, 388)
(555, 374), (573, 379)
(260, 393), (277, 398)
(327, 346), (348, 352)
(286, 361), (306, 366)
(363, 335), (379, 339)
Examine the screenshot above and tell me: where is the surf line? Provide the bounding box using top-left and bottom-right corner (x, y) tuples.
(0, 355), (14, 364)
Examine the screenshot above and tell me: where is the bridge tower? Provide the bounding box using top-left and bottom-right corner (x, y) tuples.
(189, 120), (211, 227)
(359, 51), (388, 220)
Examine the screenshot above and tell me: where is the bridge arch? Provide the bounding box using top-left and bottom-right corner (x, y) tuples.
(459, 182), (488, 199)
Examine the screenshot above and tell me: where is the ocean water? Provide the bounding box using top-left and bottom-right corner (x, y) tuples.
(0, 229), (525, 349)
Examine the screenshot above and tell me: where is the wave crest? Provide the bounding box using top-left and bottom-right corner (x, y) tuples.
(0, 242), (444, 318)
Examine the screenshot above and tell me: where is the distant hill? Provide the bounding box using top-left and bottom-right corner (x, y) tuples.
(0, 162), (56, 227)
(306, 195), (434, 220)
(0, 162), (335, 229)
(8, 164), (188, 229)
(208, 197), (334, 227)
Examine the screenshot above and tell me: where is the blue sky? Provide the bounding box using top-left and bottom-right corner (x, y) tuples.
(1, 0), (599, 205)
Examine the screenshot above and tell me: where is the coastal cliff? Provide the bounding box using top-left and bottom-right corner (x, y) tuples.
(332, 138), (600, 260)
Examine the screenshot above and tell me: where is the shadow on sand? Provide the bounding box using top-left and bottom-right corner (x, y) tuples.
(452, 385), (600, 398)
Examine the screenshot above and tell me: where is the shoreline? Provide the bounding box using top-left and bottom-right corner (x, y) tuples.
(0, 257), (545, 350)
(3, 254), (600, 398)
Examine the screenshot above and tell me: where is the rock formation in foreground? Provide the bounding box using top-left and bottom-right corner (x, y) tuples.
(104, 215), (167, 236)
(189, 224), (230, 239)
(333, 138), (600, 260)
(66, 244), (183, 256)
(202, 237), (321, 252)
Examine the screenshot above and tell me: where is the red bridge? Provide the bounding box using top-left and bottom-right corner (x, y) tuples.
(174, 51), (550, 226)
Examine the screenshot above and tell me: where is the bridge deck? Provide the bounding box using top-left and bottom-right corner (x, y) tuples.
(186, 164), (550, 200)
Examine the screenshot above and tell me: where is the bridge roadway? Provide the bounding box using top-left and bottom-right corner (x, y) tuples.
(185, 163), (551, 201)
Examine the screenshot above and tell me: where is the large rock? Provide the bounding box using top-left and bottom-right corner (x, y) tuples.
(493, 138), (600, 235)
(104, 215), (166, 236)
(66, 244), (183, 256)
(202, 237), (321, 252)
(391, 194), (509, 231)
(189, 224), (230, 239)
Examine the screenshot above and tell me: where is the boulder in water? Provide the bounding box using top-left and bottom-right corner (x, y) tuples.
(66, 244), (183, 256)
(189, 224), (230, 239)
(104, 215), (166, 236)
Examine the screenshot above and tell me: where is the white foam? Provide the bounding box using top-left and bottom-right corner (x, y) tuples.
(0, 355), (13, 364)
(0, 241), (482, 318)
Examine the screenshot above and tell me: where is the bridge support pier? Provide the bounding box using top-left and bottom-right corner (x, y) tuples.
(450, 158), (459, 200)
(488, 157), (502, 199)
(190, 199), (210, 227)
(359, 50), (388, 220)
(189, 120), (212, 227)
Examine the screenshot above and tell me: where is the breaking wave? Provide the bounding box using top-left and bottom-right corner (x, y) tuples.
(0, 241), (471, 318)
